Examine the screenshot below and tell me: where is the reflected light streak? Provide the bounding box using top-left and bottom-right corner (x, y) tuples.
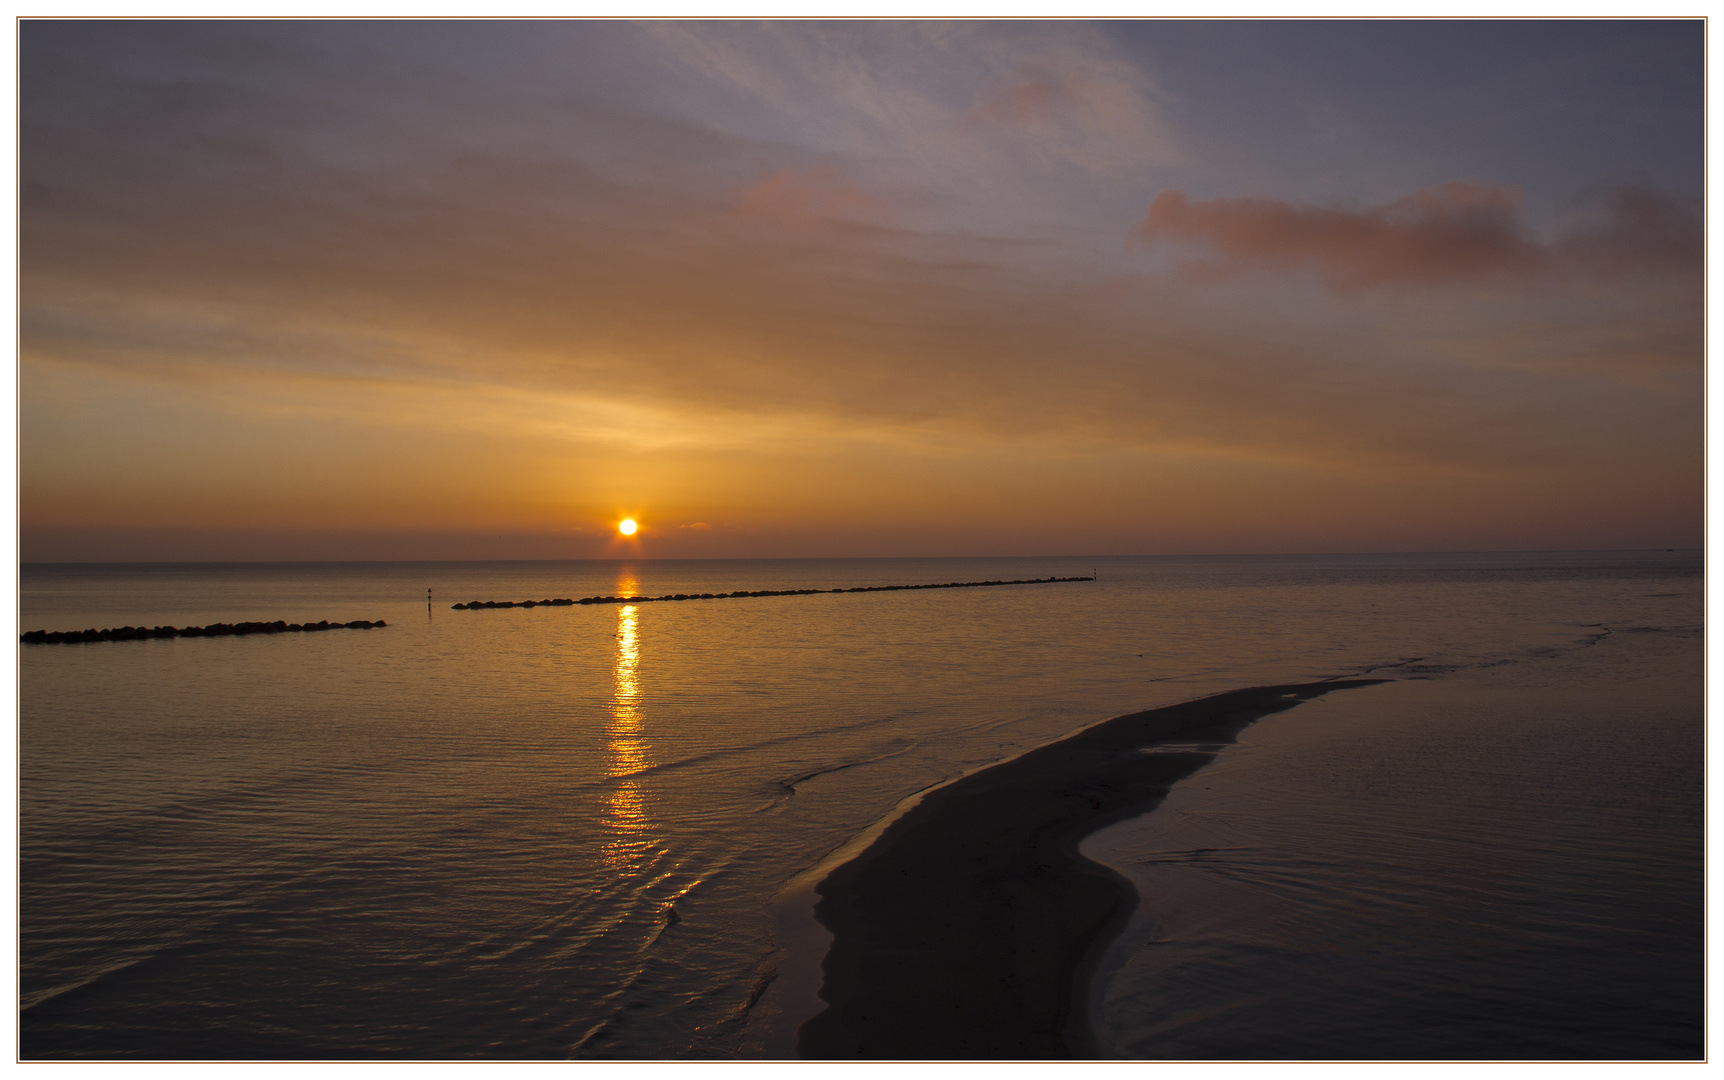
(602, 596), (652, 868)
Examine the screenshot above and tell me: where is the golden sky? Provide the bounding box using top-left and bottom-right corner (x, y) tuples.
(21, 21), (1702, 560)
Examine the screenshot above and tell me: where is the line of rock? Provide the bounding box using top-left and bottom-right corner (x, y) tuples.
(452, 575), (1094, 610)
(20, 620), (388, 645)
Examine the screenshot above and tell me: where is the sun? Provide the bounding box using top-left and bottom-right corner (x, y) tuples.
(618, 519), (638, 536)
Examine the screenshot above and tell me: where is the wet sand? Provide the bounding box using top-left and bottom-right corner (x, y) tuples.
(797, 680), (1385, 1060)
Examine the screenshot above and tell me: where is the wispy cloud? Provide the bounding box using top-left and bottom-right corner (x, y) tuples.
(972, 70), (1090, 126)
(736, 163), (884, 227)
(962, 57), (1180, 176)
(643, 20), (1183, 217)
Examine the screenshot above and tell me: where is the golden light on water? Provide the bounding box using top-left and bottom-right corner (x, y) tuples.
(618, 519), (638, 536)
(602, 598), (651, 868)
(610, 604), (642, 772)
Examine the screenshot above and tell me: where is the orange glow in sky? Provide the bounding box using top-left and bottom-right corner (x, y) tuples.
(17, 22), (1702, 561)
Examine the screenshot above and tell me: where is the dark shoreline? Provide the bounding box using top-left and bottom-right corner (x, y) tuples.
(797, 679), (1385, 1060)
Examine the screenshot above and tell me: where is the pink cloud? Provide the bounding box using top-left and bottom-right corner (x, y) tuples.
(1132, 182), (1545, 290)
(737, 164), (881, 227)
(1131, 183), (1700, 292)
(973, 72), (1088, 126)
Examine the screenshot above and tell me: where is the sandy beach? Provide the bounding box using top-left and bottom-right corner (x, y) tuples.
(797, 680), (1384, 1060)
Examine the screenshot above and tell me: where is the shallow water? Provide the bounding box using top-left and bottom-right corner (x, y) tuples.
(1084, 661), (1702, 1058)
(18, 552), (1702, 1058)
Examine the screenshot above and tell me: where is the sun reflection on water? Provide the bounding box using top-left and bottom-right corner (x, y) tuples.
(602, 595), (652, 868)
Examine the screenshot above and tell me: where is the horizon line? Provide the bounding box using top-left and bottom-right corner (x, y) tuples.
(16, 547), (1700, 568)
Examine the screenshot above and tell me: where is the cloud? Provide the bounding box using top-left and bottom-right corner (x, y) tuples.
(644, 20), (1183, 199)
(1554, 185), (1703, 276)
(736, 164), (882, 227)
(1132, 182), (1543, 290)
(1131, 182), (1700, 292)
(972, 70), (1090, 126)
(16, 23), (1703, 557)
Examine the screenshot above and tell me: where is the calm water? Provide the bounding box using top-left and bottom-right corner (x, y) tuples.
(18, 553), (1702, 1059)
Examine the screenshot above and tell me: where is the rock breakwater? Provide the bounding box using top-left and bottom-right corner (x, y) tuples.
(21, 620), (387, 644)
(452, 575), (1093, 610)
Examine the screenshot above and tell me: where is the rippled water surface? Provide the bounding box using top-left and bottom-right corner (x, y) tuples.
(19, 553), (1702, 1058)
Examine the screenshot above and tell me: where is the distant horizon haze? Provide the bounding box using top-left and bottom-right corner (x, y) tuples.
(17, 529), (1702, 565)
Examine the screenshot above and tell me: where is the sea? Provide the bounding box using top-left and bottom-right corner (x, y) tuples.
(17, 552), (1703, 1060)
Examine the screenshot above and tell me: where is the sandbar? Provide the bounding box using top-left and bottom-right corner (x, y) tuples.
(797, 679), (1384, 1060)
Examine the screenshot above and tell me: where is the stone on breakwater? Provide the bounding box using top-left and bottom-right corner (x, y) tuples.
(452, 598), (580, 609)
